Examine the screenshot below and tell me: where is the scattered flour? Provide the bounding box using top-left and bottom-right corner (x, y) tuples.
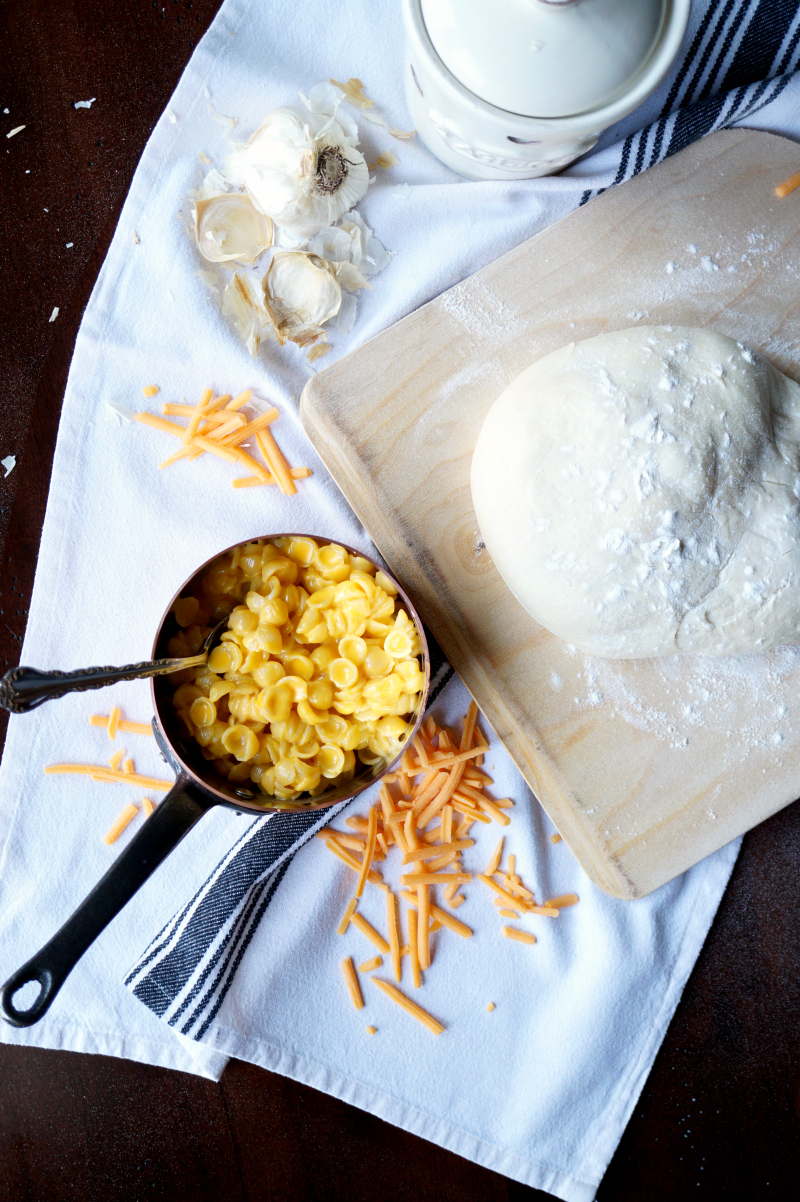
(439, 277), (523, 343)
(568, 643), (800, 756)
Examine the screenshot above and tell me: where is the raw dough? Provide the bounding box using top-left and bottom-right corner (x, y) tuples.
(470, 326), (800, 658)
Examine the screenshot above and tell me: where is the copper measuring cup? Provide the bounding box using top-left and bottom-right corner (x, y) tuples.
(0, 535), (430, 1027)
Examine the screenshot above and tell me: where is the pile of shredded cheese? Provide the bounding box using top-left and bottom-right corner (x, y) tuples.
(133, 385), (310, 493)
(321, 702), (578, 1035)
(45, 706), (166, 845)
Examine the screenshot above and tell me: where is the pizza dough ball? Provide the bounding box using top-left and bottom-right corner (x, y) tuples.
(470, 327), (800, 658)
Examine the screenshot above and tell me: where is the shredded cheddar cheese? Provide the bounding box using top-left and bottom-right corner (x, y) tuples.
(350, 912), (390, 954)
(226, 389), (252, 411)
(231, 467), (312, 488)
(107, 706), (122, 740)
(90, 714), (154, 737)
(233, 447), (270, 483)
(407, 907), (421, 989)
(135, 412), (186, 438)
(417, 882), (430, 970)
(485, 837), (504, 876)
(776, 169), (800, 198)
(358, 955), (383, 973)
(501, 927), (537, 945)
(371, 978), (444, 1035)
(337, 897), (358, 935)
(399, 892), (472, 939)
(544, 894), (579, 909)
(476, 797), (511, 825)
(402, 838), (473, 865)
(320, 700), (578, 1032)
(400, 871), (471, 886)
(134, 386), (310, 493)
(45, 764), (172, 791)
(386, 890), (402, 983)
(324, 840), (386, 889)
(341, 957), (364, 1010)
(190, 433), (239, 463)
(104, 803), (139, 845)
(355, 806), (378, 899)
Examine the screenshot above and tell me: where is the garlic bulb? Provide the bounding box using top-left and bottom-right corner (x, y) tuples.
(263, 251), (342, 347)
(193, 193), (273, 265)
(225, 107), (369, 240)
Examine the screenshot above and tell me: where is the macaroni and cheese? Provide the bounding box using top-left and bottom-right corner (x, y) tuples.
(166, 537), (426, 801)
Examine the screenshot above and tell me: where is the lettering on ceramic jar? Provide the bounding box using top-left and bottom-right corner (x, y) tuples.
(429, 114), (552, 173)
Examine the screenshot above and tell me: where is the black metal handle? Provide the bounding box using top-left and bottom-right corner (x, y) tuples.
(0, 659), (206, 714)
(0, 778), (212, 1027)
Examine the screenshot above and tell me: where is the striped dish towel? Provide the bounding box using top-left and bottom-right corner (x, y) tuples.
(125, 0), (800, 1031)
(580, 0), (800, 202)
(125, 644), (455, 1036)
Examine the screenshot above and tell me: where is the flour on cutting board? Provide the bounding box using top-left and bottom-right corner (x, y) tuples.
(439, 276), (524, 343)
(566, 643), (799, 758)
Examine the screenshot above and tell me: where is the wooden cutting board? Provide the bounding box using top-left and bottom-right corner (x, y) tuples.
(300, 129), (800, 899)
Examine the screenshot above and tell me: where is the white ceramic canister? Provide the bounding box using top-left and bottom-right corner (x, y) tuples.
(402, 0), (691, 181)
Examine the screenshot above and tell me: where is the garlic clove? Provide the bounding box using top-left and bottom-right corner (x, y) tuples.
(194, 193), (273, 265)
(263, 250), (342, 347)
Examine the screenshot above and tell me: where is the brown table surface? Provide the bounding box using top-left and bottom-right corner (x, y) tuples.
(2, 2), (800, 1198)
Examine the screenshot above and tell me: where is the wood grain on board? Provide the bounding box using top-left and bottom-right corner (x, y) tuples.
(301, 129), (800, 899)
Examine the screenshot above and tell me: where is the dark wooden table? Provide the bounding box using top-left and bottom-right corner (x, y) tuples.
(2, 3), (800, 1199)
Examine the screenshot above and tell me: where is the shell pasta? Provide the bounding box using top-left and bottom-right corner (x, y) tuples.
(167, 538), (425, 801)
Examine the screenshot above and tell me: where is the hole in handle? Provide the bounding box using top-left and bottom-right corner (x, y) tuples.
(13, 979), (44, 1010)
(1, 969), (54, 1027)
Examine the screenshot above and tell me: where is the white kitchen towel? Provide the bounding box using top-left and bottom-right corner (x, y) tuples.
(0, 0), (798, 1198)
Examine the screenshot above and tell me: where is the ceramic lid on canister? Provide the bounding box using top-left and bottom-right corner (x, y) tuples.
(420, 0), (668, 118)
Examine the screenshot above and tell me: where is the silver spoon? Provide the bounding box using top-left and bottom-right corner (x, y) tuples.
(0, 617), (229, 714)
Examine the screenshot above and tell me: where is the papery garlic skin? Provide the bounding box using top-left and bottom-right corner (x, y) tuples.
(194, 193), (273, 265)
(222, 273), (271, 358)
(225, 107), (369, 240)
(263, 251), (342, 347)
(306, 212), (392, 332)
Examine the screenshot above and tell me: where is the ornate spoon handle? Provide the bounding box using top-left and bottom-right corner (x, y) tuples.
(0, 655), (207, 714)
